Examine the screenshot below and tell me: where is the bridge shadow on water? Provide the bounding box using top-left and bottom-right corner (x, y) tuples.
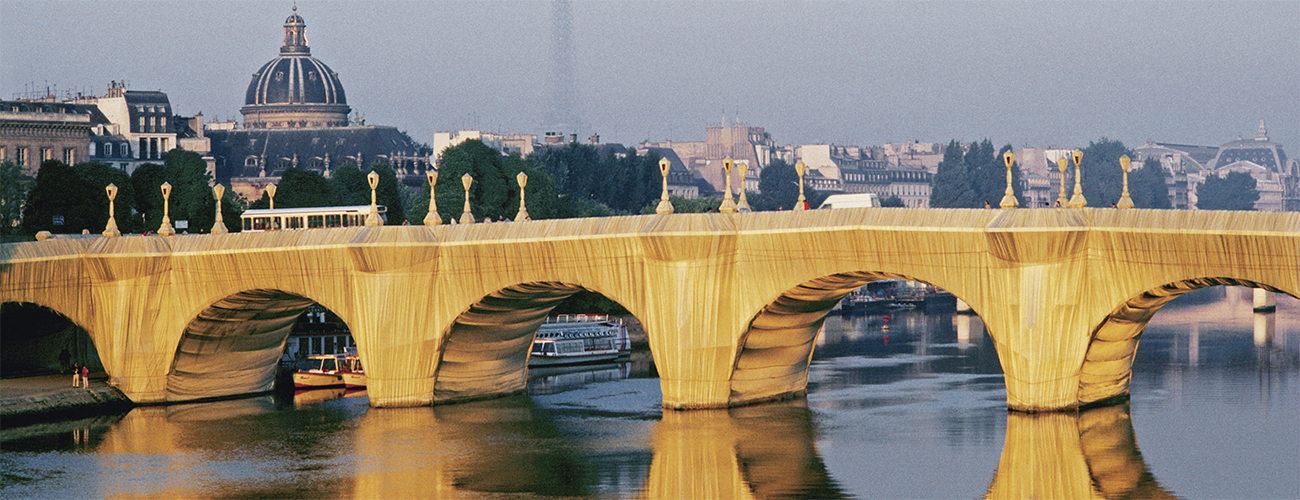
(1, 386), (1184, 499)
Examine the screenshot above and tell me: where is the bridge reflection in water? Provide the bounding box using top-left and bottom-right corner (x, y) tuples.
(36, 393), (1187, 499)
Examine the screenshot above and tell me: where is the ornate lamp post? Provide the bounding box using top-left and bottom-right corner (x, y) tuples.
(266, 183), (277, 210)
(157, 182), (176, 236)
(102, 184), (120, 237)
(794, 160), (808, 211)
(365, 171), (382, 226)
(1116, 155), (1134, 209)
(1056, 157), (1069, 207)
(516, 171), (529, 221)
(656, 157), (674, 214)
(459, 174), (475, 224)
(211, 184), (228, 234)
(737, 161), (752, 212)
(1068, 149), (1087, 208)
(424, 170), (441, 225)
(999, 151), (1019, 208)
(719, 157), (737, 213)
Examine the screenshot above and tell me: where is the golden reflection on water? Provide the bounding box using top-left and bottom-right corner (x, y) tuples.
(985, 405), (1175, 500)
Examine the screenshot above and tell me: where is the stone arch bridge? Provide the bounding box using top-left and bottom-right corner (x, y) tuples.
(2, 208), (1295, 412)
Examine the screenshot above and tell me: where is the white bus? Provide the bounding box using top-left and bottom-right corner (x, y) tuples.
(817, 193), (880, 209)
(241, 205), (386, 232)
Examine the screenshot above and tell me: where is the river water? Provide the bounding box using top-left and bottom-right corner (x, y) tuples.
(2, 286), (1295, 499)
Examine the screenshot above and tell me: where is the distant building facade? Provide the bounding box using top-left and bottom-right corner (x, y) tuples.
(796, 144), (933, 208)
(1199, 120), (1297, 211)
(644, 123), (794, 194)
(0, 100), (95, 174)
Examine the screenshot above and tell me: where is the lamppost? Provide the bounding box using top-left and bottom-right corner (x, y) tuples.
(266, 183), (277, 210)
(365, 170), (381, 226)
(1068, 149), (1087, 208)
(795, 160), (808, 211)
(516, 171), (529, 221)
(1116, 155), (1134, 209)
(656, 157), (674, 214)
(1056, 157), (1070, 207)
(737, 161), (752, 212)
(459, 174), (475, 224)
(999, 151), (1019, 208)
(424, 169), (441, 225)
(719, 157), (737, 213)
(102, 184), (120, 237)
(211, 184), (228, 234)
(157, 182), (175, 236)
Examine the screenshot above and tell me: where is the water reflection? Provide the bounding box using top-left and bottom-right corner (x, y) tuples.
(986, 405), (1176, 500)
(645, 400), (846, 500)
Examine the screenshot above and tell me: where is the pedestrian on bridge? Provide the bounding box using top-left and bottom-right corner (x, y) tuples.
(80, 365), (90, 388)
(71, 364), (81, 387)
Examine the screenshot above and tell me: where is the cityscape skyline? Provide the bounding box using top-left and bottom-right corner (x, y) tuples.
(2, 0), (1296, 152)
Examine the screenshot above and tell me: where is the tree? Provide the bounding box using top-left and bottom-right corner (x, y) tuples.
(1128, 157), (1172, 209)
(1079, 138), (1129, 207)
(131, 163), (167, 230)
(272, 167), (340, 209)
(74, 162), (136, 234)
(21, 160), (100, 234)
(1197, 171), (1259, 211)
(879, 195), (906, 208)
(966, 139), (1002, 206)
(0, 161), (33, 236)
(755, 159), (824, 210)
(930, 141), (978, 208)
(437, 139), (514, 222)
(331, 163), (370, 206)
(162, 149), (216, 233)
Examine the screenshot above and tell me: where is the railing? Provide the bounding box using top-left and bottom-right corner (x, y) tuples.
(545, 314), (622, 325)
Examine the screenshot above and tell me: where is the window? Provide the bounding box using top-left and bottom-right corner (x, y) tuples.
(298, 338), (309, 358)
(63, 148), (75, 164)
(90, 143), (98, 157)
(139, 116), (146, 130)
(160, 116), (167, 129)
(286, 216), (304, 229)
(0, 146), (6, 160)
(15, 147), (27, 166)
(160, 138), (168, 152)
(139, 138), (147, 159)
(325, 214), (341, 227)
(307, 215), (324, 228)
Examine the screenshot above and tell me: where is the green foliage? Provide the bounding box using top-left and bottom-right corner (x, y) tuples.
(1079, 138), (1129, 207)
(437, 140), (514, 222)
(1197, 171), (1259, 211)
(331, 163), (370, 206)
(664, 195), (723, 213)
(879, 195), (906, 207)
(22, 160), (98, 234)
(74, 162), (136, 233)
(930, 141), (978, 208)
(1128, 157), (1172, 209)
(130, 163), (167, 228)
(274, 167), (340, 209)
(528, 143), (662, 215)
(755, 159), (824, 210)
(1, 161), (34, 235)
(550, 290), (629, 315)
(160, 149), (216, 233)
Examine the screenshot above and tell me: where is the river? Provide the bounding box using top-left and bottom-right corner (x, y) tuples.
(1, 286), (1295, 499)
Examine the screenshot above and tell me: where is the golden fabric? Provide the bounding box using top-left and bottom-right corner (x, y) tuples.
(2, 208), (1295, 411)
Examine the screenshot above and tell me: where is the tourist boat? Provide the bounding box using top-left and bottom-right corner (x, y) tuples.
(293, 354), (346, 389)
(529, 315), (631, 367)
(339, 354), (365, 389)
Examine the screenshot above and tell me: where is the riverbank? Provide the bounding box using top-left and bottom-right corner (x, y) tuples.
(0, 374), (134, 428)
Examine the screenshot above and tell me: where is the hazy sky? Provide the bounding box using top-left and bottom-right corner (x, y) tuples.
(4, 0), (1296, 152)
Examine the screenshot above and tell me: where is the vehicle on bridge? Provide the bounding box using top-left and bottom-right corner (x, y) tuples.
(817, 193), (879, 209)
(529, 315), (631, 367)
(241, 205), (386, 231)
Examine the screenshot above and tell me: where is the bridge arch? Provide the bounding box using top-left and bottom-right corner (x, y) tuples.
(730, 269), (979, 406)
(433, 281), (640, 403)
(167, 288), (351, 402)
(0, 301), (102, 377)
(1078, 277), (1295, 407)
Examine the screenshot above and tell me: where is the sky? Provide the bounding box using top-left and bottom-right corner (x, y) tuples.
(3, 0), (1297, 153)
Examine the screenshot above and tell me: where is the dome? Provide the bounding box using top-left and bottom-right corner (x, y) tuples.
(241, 7), (351, 129)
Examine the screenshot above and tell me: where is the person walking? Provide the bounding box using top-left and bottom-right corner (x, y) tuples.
(71, 364), (81, 387)
(80, 364), (90, 388)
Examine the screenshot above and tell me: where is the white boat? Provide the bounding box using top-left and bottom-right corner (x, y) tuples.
(340, 355), (365, 389)
(293, 354), (345, 389)
(529, 315), (632, 367)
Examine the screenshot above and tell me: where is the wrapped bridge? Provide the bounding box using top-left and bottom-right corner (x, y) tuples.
(2, 208), (1296, 412)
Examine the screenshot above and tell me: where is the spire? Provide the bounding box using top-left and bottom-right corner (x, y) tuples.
(281, 5), (310, 55)
(1256, 118), (1268, 141)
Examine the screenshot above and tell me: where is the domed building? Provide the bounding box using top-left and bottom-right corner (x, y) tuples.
(1200, 120), (1299, 211)
(209, 7), (430, 202)
(240, 6), (350, 129)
